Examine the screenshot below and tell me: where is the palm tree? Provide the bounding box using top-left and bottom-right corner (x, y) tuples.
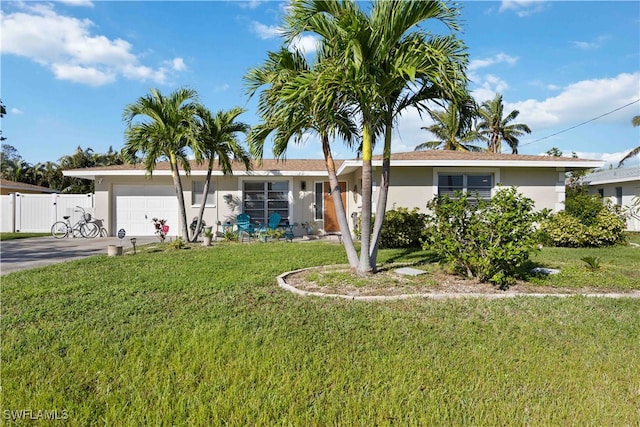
(617, 115), (640, 167)
(415, 100), (482, 151)
(476, 93), (531, 154)
(122, 87), (202, 240)
(246, 47), (361, 267)
(1, 99), (6, 141)
(189, 106), (252, 242)
(285, 0), (469, 273)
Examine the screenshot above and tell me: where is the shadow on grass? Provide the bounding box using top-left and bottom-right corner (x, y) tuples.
(378, 247), (440, 270)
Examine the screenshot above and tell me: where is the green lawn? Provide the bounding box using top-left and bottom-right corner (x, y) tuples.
(0, 232), (50, 241)
(2, 241), (639, 425)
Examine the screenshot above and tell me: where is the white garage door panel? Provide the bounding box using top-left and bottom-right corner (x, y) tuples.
(114, 185), (179, 236)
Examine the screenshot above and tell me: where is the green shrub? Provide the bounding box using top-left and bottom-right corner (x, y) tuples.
(354, 207), (428, 249)
(581, 256), (602, 271)
(564, 193), (603, 226)
(539, 201), (626, 247)
(423, 187), (539, 289)
(222, 229), (239, 242)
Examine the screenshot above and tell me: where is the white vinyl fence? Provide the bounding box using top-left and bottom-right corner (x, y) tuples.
(0, 193), (94, 233)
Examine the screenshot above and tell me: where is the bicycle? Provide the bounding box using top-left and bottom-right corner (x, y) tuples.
(51, 206), (100, 239)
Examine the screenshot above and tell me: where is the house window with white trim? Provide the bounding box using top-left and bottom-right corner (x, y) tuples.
(438, 173), (493, 201)
(192, 181), (215, 206)
(314, 182), (324, 220)
(615, 186), (623, 206)
(242, 181), (289, 226)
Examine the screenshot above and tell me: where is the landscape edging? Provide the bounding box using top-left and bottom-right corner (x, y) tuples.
(276, 266), (640, 301)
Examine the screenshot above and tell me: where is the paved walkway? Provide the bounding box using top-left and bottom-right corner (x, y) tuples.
(0, 236), (158, 275)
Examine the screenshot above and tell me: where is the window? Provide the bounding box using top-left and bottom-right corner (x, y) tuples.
(314, 182), (324, 220)
(615, 186), (623, 206)
(192, 181), (215, 206)
(438, 173), (493, 200)
(242, 181), (289, 225)
(597, 189), (604, 198)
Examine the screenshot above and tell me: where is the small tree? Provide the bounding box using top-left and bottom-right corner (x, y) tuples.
(424, 187), (539, 289)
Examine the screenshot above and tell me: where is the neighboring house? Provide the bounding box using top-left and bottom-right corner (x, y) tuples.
(63, 151), (603, 237)
(582, 166), (640, 232)
(0, 178), (60, 195)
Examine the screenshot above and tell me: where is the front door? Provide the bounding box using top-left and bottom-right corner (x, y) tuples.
(323, 181), (346, 233)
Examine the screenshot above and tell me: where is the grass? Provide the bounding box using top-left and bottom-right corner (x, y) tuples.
(0, 232), (50, 241)
(527, 239), (640, 289)
(2, 240), (640, 425)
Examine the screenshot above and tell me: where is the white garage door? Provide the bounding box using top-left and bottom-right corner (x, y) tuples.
(114, 185), (180, 236)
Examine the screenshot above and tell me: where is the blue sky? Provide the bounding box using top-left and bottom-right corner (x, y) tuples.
(1, 0), (639, 168)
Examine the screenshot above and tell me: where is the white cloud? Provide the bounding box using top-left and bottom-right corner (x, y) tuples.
(10, 108), (24, 115)
(56, 0), (94, 6)
(468, 53), (517, 101)
(570, 35), (610, 50)
(472, 74), (510, 104)
(251, 21), (283, 40)
(508, 72), (640, 130)
(571, 151), (637, 167)
(170, 57), (186, 71)
(0, 4), (184, 86)
(213, 84), (230, 93)
(499, 0), (547, 17)
(289, 34), (318, 55)
(469, 53), (518, 71)
(238, 0), (264, 9)
(51, 63), (115, 86)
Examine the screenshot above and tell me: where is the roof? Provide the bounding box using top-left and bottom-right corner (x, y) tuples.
(581, 166), (640, 185)
(337, 151), (604, 174)
(63, 158), (338, 180)
(0, 178), (60, 193)
(63, 151), (604, 180)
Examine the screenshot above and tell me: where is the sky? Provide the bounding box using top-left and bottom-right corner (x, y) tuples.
(1, 0), (639, 168)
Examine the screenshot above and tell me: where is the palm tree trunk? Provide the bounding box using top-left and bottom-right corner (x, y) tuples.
(169, 155), (190, 241)
(491, 132), (501, 153)
(190, 160), (213, 243)
(370, 116), (393, 269)
(322, 134), (358, 268)
(357, 121), (374, 275)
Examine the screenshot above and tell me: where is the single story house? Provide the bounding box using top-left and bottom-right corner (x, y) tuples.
(63, 150), (603, 237)
(0, 178), (60, 195)
(582, 166), (640, 231)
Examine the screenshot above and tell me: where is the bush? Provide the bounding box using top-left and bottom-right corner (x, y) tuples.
(423, 187), (539, 289)
(539, 200), (626, 247)
(355, 207), (428, 249)
(564, 193), (603, 226)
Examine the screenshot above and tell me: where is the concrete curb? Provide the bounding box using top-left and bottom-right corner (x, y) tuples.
(277, 267), (640, 301)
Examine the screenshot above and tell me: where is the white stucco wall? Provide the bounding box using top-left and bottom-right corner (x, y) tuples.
(97, 174), (359, 237)
(382, 166), (562, 213)
(95, 165), (569, 236)
(499, 167), (564, 212)
(588, 181), (640, 231)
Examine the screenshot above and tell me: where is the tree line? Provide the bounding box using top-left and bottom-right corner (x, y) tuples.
(0, 144), (124, 194)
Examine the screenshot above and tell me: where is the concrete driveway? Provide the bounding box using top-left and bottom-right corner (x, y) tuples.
(0, 236), (159, 275)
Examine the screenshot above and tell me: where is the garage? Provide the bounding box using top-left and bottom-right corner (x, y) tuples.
(113, 185), (180, 236)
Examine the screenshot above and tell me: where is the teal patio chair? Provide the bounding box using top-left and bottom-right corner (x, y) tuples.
(256, 212), (281, 242)
(236, 213), (255, 242)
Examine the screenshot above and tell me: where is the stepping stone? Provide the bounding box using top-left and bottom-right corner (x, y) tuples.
(395, 267), (426, 276)
(531, 267), (561, 275)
